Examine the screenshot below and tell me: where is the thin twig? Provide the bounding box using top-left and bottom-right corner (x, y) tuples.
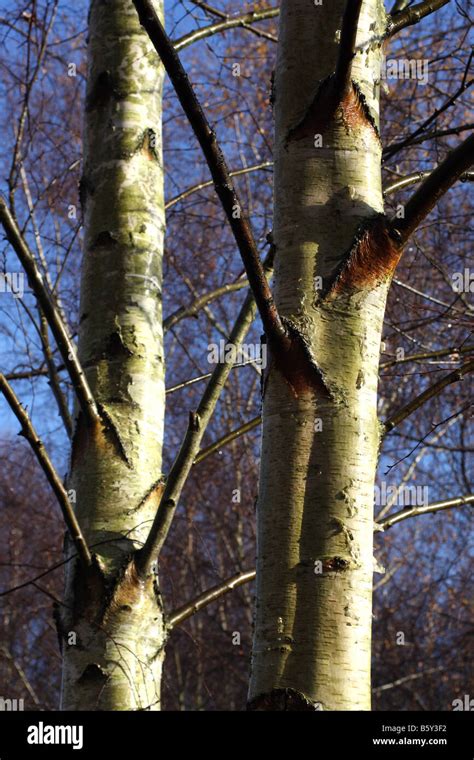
(383, 123), (474, 159)
(174, 8), (279, 51)
(383, 358), (474, 433)
(383, 80), (473, 161)
(194, 415), (261, 465)
(0, 373), (92, 567)
(380, 343), (474, 369)
(384, 169), (473, 195)
(165, 161), (273, 210)
(168, 569), (256, 629)
(0, 196), (99, 426)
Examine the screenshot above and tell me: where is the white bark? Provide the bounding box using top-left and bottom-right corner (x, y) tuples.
(250, 0), (391, 711)
(60, 0), (166, 711)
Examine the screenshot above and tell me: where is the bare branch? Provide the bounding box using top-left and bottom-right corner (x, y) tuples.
(194, 415), (261, 465)
(383, 358), (474, 433)
(164, 281), (247, 333)
(38, 310), (74, 438)
(333, 0), (364, 99)
(168, 569), (256, 629)
(387, 0), (451, 37)
(174, 8), (279, 50)
(132, 0), (288, 351)
(383, 123), (474, 160)
(0, 373), (92, 568)
(188, 1), (227, 19)
(389, 134), (474, 246)
(0, 645), (41, 707)
(378, 494), (474, 531)
(0, 196), (99, 427)
(384, 170), (473, 196)
(373, 667), (445, 694)
(391, 277), (469, 313)
(5, 365), (49, 381)
(165, 161), (273, 210)
(383, 82), (473, 161)
(380, 343), (474, 369)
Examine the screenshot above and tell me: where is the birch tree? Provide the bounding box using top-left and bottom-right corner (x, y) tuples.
(132, 0), (473, 710)
(246, 0), (472, 711)
(0, 0), (472, 712)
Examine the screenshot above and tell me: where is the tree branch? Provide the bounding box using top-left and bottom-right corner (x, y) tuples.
(168, 569), (256, 629)
(164, 280), (248, 332)
(383, 358), (474, 433)
(383, 123), (474, 159)
(194, 414), (261, 465)
(333, 0), (364, 99)
(174, 8), (279, 51)
(388, 134), (474, 246)
(373, 667), (444, 694)
(383, 83), (473, 161)
(384, 169), (473, 196)
(132, 0), (288, 351)
(0, 373), (92, 568)
(380, 343), (474, 369)
(165, 160), (273, 210)
(189, 1), (227, 19)
(135, 274), (268, 576)
(387, 0), (451, 37)
(378, 494), (474, 530)
(0, 197), (99, 427)
(38, 309), (74, 438)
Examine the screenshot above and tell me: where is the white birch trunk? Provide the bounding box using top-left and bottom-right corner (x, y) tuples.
(60, 0), (166, 711)
(249, 0), (395, 710)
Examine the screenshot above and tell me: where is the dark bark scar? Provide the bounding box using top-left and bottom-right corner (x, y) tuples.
(86, 70), (115, 112)
(265, 318), (332, 400)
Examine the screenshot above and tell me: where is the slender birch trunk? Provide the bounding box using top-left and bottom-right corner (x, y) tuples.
(59, 0), (166, 710)
(249, 0), (393, 710)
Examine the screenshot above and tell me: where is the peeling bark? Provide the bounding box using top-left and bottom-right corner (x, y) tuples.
(323, 214), (401, 297)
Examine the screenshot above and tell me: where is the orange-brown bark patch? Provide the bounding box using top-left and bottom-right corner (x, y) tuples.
(328, 216), (402, 296)
(286, 77), (379, 145)
(267, 321), (331, 400)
